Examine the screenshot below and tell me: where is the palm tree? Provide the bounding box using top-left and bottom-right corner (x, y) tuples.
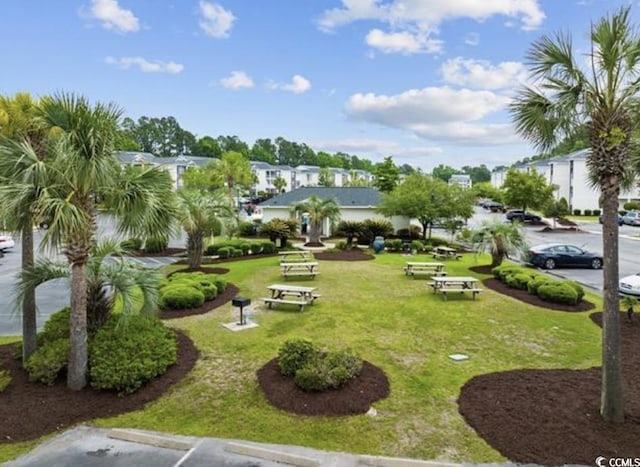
(509, 6), (640, 422)
(176, 189), (231, 269)
(33, 93), (175, 390)
(290, 196), (341, 245)
(16, 240), (162, 335)
(272, 176), (287, 193)
(470, 220), (526, 268)
(0, 93), (51, 363)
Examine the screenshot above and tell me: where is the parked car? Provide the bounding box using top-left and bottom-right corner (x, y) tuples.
(0, 234), (15, 252)
(506, 209), (542, 223)
(526, 243), (603, 270)
(483, 201), (505, 213)
(598, 214), (624, 226)
(619, 272), (640, 297)
(622, 211), (640, 226)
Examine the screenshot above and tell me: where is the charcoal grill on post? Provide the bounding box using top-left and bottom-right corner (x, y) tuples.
(232, 296), (251, 325)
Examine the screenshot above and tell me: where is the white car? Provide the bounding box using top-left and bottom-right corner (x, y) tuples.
(0, 235), (15, 252)
(619, 273), (640, 297)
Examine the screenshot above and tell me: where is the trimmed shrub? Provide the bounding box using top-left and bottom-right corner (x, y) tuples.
(239, 243), (252, 255)
(230, 248), (243, 258)
(90, 315), (178, 395)
(25, 338), (69, 385)
(217, 246), (232, 259)
(361, 219), (394, 244)
(384, 239), (402, 251)
(325, 349), (362, 385)
(584, 209), (592, 216)
(565, 281), (585, 302)
(410, 240), (424, 252)
(120, 237), (142, 251)
(491, 265), (525, 281)
(278, 339), (319, 377)
(429, 237), (449, 247)
(573, 209), (581, 216)
(623, 201), (640, 211)
(160, 286), (205, 310)
(395, 225), (422, 239)
(294, 363), (330, 392)
(505, 272), (537, 290)
(39, 307), (70, 344)
(212, 277), (228, 293)
(145, 235), (169, 254)
(237, 221), (256, 236)
(259, 241), (276, 254)
(592, 209), (601, 216)
(537, 283), (579, 305)
(0, 369), (10, 392)
(527, 276), (557, 295)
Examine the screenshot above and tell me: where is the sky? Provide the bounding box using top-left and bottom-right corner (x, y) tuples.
(2, 0), (639, 172)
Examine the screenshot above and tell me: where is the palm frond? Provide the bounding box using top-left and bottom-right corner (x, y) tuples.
(13, 259), (70, 313)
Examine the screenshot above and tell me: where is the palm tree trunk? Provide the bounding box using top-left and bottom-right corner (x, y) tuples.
(600, 177), (624, 422)
(187, 232), (204, 269)
(68, 259), (88, 390)
(310, 221), (321, 244)
(21, 224), (37, 363)
(491, 237), (505, 268)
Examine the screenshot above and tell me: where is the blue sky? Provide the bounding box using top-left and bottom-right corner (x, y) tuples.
(1, 0), (637, 171)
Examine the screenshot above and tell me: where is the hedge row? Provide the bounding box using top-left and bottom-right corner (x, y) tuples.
(492, 264), (585, 305)
(160, 271), (228, 310)
(205, 239), (276, 258)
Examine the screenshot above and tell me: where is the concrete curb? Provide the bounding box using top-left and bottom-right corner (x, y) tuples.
(225, 441), (320, 466)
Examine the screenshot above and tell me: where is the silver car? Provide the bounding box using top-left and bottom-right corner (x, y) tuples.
(622, 211), (640, 226)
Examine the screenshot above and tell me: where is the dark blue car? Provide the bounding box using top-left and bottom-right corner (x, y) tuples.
(527, 243), (603, 270)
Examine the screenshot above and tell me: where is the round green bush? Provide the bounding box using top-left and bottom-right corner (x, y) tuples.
(160, 286), (205, 310)
(25, 338), (69, 385)
(278, 339), (319, 377)
(294, 363), (330, 392)
(410, 240), (424, 252)
(506, 272), (538, 290)
(260, 241), (276, 254)
(565, 281), (585, 302)
(145, 235), (169, 254)
(89, 315), (177, 395)
(217, 246), (232, 259)
(537, 283), (579, 305)
(120, 237), (143, 251)
(213, 277), (227, 293)
(325, 349), (363, 386)
(239, 243), (252, 255)
(39, 307), (70, 344)
(527, 276), (557, 295)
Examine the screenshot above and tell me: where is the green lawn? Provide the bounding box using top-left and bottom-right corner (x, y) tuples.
(0, 252), (603, 463)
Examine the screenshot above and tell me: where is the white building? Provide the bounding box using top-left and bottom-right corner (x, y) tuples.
(116, 152), (213, 190)
(449, 174), (472, 189)
(491, 149), (640, 212)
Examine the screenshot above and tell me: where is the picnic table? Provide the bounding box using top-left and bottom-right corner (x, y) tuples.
(278, 250), (314, 263)
(429, 276), (483, 300)
(403, 262), (447, 279)
(280, 261), (319, 279)
(432, 246), (463, 260)
(262, 284), (320, 311)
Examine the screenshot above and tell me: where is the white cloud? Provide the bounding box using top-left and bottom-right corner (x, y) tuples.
(199, 1), (235, 38)
(87, 0), (139, 33)
(318, 0), (545, 32)
(344, 86), (519, 146)
(440, 57), (527, 90)
(365, 29), (442, 54)
(268, 75), (311, 94)
(313, 138), (442, 157)
(318, 0), (545, 55)
(464, 32), (479, 46)
(105, 56), (184, 74)
(219, 71), (254, 89)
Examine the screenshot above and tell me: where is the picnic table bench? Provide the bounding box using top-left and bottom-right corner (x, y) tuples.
(280, 261), (319, 279)
(432, 246), (463, 260)
(278, 250), (314, 263)
(403, 262), (447, 279)
(429, 276), (483, 300)
(262, 284), (319, 311)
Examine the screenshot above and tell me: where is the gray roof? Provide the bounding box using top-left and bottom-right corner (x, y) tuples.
(295, 165), (321, 173)
(116, 151), (215, 167)
(259, 187), (382, 207)
(250, 161), (273, 169)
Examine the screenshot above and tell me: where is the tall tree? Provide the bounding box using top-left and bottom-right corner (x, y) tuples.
(510, 6), (640, 422)
(192, 135), (221, 158)
(0, 92), (50, 363)
(272, 176), (287, 193)
(318, 167), (335, 187)
(251, 138), (277, 164)
(470, 220), (527, 268)
(216, 135), (249, 156)
(376, 173), (474, 239)
(501, 168), (555, 212)
(289, 196), (341, 245)
(431, 164), (460, 182)
(372, 156), (400, 193)
(122, 116), (195, 157)
(35, 94), (176, 390)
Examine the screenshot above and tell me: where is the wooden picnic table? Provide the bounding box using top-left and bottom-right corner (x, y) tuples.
(280, 261), (319, 279)
(429, 276), (482, 300)
(278, 250), (314, 263)
(403, 262), (447, 278)
(432, 246), (463, 260)
(263, 284), (320, 311)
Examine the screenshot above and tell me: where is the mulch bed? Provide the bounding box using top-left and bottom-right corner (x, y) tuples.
(314, 250), (374, 261)
(175, 253), (279, 265)
(256, 358), (390, 416)
(158, 284), (239, 320)
(167, 266), (230, 276)
(0, 330), (199, 444)
(469, 265), (596, 312)
(458, 311), (640, 465)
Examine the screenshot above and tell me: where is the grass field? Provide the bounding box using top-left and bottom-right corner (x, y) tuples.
(0, 251), (603, 463)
